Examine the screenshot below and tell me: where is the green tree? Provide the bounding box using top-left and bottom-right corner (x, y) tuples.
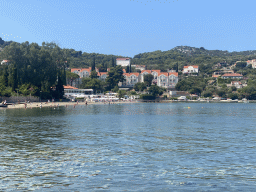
(66, 71), (80, 86)
(91, 57), (96, 71)
(202, 90), (212, 98)
(134, 82), (147, 92)
(144, 74), (154, 87)
(148, 85), (163, 97)
(118, 90), (126, 99)
(236, 61), (247, 68)
(105, 66), (124, 90)
(90, 70), (98, 79)
(111, 57), (115, 67)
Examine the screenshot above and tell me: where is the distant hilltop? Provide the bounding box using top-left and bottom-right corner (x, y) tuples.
(1, 37), (256, 69)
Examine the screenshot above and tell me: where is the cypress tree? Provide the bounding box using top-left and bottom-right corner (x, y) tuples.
(91, 57), (96, 71)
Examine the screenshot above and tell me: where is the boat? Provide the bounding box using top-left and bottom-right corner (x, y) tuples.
(242, 98), (249, 103)
(0, 103), (7, 108)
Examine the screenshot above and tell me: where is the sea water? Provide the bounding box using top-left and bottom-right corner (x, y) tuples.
(0, 103), (256, 191)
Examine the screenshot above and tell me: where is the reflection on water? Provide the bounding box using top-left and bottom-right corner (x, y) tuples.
(0, 103), (256, 191)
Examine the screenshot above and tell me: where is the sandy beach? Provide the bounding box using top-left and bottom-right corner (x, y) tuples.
(6, 101), (138, 109)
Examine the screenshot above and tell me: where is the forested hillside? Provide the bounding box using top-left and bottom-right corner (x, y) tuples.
(2, 37), (256, 72)
(2, 38), (256, 99)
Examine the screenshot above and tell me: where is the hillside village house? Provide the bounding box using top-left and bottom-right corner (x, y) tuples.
(183, 65), (199, 74)
(71, 68), (92, 78)
(98, 72), (108, 81)
(121, 73), (140, 87)
(70, 67), (179, 89)
(247, 59), (256, 68)
(227, 81), (243, 89)
(116, 58), (131, 67)
(140, 70), (178, 88)
(221, 73), (243, 79)
(131, 65), (146, 71)
(1, 60), (10, 65)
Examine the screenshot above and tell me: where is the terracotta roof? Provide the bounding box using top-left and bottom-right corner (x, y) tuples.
(184, 65), (199, 69)
(116, 58), (130, 60)
(158, 72), (169, 77)
(71, 68), (91, 73)
(98, 72), (108, 76)
(151, 70), (161, 74)
(141, 70), (151, 74)
(123, 73), (140, 77)
(169, 72), (178, 76)
(222, 73), (243, 77)
(212, 74), (221, 78)
(63, 85), (78, 89)
(231, 81), (242, 84)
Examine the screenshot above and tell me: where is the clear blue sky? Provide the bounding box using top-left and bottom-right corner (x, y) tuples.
(1, 0), (256, 57)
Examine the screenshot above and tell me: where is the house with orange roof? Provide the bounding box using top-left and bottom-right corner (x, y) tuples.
(140, 70), (178, 88)
(228, 81), (243, 89)
(64, 85), (93, 99)
(168, 72), (179, 88)
(183, 65), (199, 74)
(122, 73), (141, 87)
(158, 72), (169, 87)
(141, 70), (161, 83)
(1, 60), (10, 65)
(222, 73), (243, 79)
(98, 72), (108, 81)
(116, 58), (131, 67)
(247, 59), (256, 68)
(71, 68), (91, 78)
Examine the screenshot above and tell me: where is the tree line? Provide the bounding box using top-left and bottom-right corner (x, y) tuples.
(0, 41), (66, 99)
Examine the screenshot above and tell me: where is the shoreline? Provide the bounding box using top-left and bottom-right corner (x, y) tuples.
(3, 99), (254, 109)
(5, 101), (139, 109)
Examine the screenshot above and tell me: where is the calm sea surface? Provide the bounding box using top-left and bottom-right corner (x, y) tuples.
(0, 103), (256, 191)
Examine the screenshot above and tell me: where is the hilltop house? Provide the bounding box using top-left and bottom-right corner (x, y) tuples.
(1, 60), (10, 65)
(116, 58), (131, 67)
(183, 65), (199, 74)
(247, 59), (256, 68)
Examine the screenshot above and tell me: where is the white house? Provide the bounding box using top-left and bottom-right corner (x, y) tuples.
(98, 72), (108, 81)
(71, 68), (91, 78)
(158, 72), (169, 87)
(168, 72), (179, 88)
(247, 59), (256, 68)
(228, 81), (243, 89)
(116, 58), (131, 67)
(1, 60), (9, 65)
(183, 65), (199, 74)
(141, 70), (178, 88)
(122, 73), (140, 87)
(222, 73), (243, 79)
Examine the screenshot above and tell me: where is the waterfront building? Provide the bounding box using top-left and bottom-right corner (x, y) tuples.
(63, 85), (93, 99)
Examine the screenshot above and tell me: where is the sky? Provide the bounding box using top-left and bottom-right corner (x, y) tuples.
(1, 0), (256, 57)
